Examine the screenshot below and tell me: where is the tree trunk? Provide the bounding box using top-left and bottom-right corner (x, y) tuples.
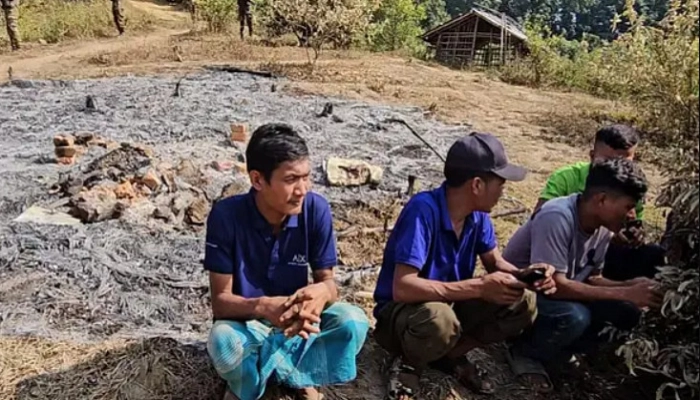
(1, 0), (20, 51)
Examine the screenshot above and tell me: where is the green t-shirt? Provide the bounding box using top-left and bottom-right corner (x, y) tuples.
(540, 161), (645, 220)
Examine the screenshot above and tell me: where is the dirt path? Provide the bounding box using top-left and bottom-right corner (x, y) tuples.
(128, 0), (189, 22)
(0, 0), (188, 81)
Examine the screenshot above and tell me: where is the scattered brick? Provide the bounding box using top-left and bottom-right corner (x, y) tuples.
(230, 124), (248, 143)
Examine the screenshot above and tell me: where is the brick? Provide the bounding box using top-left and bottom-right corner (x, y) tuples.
(53, 135), (75, 147)
(74, 132), (96, 146)
(71, 185), (118, 223)
(230, 124), (248, 143)
(114, 181), (137, 200)
(56, 157), (75, 165)
(55, 145), (77, 158)
(211, 160), (234, 172)
(140, 169), (161, 191)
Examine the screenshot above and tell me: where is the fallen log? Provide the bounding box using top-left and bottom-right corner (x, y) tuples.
(204, 65), (276, 79)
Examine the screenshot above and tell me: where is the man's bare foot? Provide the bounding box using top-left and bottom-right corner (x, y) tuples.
(297, 387), (324, 400)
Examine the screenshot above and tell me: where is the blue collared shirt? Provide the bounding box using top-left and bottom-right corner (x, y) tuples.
(203, 190), (337, 298)
(373, 183), (497, 316)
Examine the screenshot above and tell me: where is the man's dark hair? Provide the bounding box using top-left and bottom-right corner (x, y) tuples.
(444, 168), (498, 188)
(245, 123), (309, 181)
(583, 158), (648, 202)
(594, 124), (639, 150)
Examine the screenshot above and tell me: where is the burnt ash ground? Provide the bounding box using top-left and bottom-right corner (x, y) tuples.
(0, 72), (650, 400)
(0, 71), (471, 342)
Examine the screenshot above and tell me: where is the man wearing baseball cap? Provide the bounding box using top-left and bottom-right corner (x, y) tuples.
(373, 133), (557, 398)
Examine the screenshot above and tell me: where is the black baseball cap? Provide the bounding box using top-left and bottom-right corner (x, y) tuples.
(444, 132), (527, 181)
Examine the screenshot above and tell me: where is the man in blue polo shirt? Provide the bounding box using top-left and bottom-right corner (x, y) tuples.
(204, 123), (369, 400)
(373, 133), (557, 398)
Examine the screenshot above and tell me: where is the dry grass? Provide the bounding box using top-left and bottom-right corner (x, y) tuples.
(0, 0), (156, 52)
(0, 336), (221, 400)
(0, 334), (385, 400)
(0, 333), (550, 400)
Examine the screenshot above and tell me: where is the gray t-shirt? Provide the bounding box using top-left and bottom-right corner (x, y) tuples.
(503, 194), (612, 281)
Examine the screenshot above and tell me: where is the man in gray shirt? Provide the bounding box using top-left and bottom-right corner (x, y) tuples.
(503, 158), (663, 392)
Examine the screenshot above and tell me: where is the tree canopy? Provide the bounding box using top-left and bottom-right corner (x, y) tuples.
(443, 0), (671, 40)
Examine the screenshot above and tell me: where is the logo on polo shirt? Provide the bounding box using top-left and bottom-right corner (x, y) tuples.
(290, 254), (308, 266)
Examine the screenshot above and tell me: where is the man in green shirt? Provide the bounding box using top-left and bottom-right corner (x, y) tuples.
(538, 161), (645, 220)
(534, 125), (666, 281)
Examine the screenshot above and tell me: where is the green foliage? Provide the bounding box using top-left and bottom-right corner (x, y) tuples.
(197, 0), (239, 32)
(499, 22), (593, 88)
(366, 0), (426, 54)
(257, 0), (378, 65)
(501, 1), (699, 158)
(419, 0), (450, 30)
(617, 182), (699, 399)
(443, 0), (670, 40)
(0, 0), (153, 47)
(503, 2), (699, 396)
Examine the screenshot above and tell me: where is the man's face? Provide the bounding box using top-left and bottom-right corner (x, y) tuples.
(590, 143), (636, 163)
(472, 176), (506, 213)
(594, 192), (637, 233)
(252, 158), (311, 215)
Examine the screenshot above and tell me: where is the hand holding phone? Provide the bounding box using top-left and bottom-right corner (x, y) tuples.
(514, 264), (557, 295)
(517, 268), (546, 285)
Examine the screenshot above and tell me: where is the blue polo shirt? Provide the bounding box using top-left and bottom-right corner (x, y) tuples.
(203, 190), (338, 298)
(373, 183), (497, 316)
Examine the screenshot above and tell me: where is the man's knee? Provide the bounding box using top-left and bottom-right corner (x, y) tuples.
(321, 303), (370, 347)
(207, 321), (249, 375)
(507, 290), (538, 334)
(469, 290), (538, 344)
(550, 302), (592, 340)
(400, 302), (461, 365)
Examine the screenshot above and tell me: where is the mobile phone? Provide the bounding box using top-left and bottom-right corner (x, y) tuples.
(517, 269), (546, 285)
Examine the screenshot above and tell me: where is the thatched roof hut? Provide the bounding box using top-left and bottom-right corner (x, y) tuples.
(423, 6), (528, 67)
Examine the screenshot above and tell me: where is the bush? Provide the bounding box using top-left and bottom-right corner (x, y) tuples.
(500, 0), (698, 170)
(366, 0), (426, 55)
(257, 0), (378, 65)
(608, 2), (697, 398)
(502, 2), (699, 397)
(0, 0), (153, 48)
(197, 0), (239, 32)
(616, 174), (699, 400)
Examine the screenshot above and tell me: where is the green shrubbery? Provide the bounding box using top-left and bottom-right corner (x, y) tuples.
(364, 0), (426, 55)
(255, 0), (432, 59)
(500, 1), (698, 156)
(502, 2), (698, 397)
(196, 0), (240, 32)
